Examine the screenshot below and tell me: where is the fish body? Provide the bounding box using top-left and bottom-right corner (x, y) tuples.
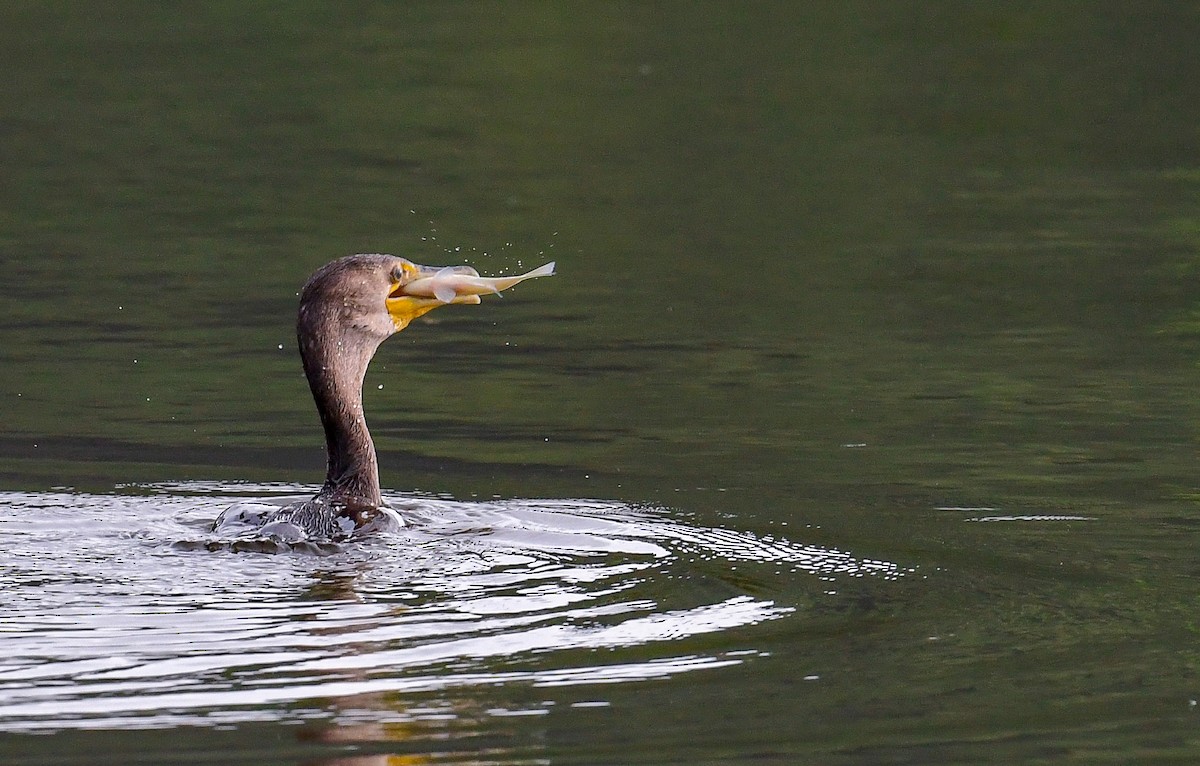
(404, 261), (556, 303)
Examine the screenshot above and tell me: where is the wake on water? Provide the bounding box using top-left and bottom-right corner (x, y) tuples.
(0, 483), (909, 731)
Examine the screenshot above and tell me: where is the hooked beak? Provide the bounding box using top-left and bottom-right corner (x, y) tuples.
(385, 263), (481, 332)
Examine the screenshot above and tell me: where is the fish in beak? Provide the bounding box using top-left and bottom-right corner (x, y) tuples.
(385, 260), (555, 332)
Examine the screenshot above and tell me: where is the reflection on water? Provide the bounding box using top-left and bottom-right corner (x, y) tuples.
(0, 484), (905, 734)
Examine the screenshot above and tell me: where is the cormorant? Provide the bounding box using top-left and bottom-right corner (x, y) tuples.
(211, 253), (553, 542)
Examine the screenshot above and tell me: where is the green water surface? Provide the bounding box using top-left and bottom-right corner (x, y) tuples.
(4, 2), (1200, 763)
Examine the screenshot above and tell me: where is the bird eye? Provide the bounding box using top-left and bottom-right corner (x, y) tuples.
(391, 265), (407, 283)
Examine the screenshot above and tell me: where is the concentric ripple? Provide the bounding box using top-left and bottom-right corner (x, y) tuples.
(0, 484), (907, 732)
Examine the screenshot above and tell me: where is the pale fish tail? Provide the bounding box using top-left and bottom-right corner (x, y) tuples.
(523, 261), (556, 279)
(486, 261), (558, 292)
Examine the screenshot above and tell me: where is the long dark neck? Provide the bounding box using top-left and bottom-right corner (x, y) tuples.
(298, 317), (382, 510)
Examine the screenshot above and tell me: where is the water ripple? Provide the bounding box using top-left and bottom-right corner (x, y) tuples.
(0, 485), (907, 732)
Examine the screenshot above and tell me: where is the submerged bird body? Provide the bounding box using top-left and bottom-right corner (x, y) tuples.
(212, 253), (554, 542)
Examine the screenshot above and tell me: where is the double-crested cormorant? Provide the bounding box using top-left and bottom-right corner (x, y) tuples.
(212, 253), (554, 542)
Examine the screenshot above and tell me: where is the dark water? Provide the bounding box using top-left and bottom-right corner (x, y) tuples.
(4, 3), (1200, 763)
